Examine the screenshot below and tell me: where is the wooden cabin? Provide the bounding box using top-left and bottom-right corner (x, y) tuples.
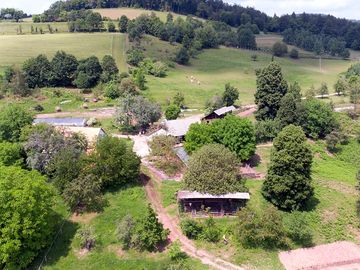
(202, 106), (236, 123)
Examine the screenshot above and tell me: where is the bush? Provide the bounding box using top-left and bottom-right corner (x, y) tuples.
(168, 241), (187, 261)
(289, 48), (299, 59)
(75, 226), (97, 250)
(126, 48), (145, 66)
(175, 46), (190, 65)
(116, 214), (135, 249)
(104, 80), (121, 99)
(180, 219), (203, 239)
(165, 104), (181, 120)
(325, 130), (349, 153)
(272, 42), (288, 57)
(200, 217), (221, 242)
(255, 119), (281, 143)
(0, 142), (24, 167)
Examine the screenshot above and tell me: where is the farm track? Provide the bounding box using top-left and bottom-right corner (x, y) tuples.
(142, 163), (245, 270)
(111, 33), (128, 72)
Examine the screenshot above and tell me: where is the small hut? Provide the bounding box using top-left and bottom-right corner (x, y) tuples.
(177, 190), (250, 217)
(202, 105), (236, 123)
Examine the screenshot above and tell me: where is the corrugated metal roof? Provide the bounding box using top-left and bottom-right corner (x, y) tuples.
(164, 115), (202, 137)
(56, 127), (106, 145)
(177, 190), (250, 200)
(34, 117), (87, 127)
(173, 146), (190, 164)
(214, 105), (236, 116)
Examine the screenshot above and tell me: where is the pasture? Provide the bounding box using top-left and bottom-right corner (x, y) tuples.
(0, 21), (68, 35)
(0, 33), (127, 71)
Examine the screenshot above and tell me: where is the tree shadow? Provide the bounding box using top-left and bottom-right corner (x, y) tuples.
(300, 196), (320, 212)
(248, 154), (261, 167)
(30, 219), (79, 269)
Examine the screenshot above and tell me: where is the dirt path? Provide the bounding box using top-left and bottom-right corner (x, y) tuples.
(237, 105), (257, 117)
(142, 168), (245, 270)
(36, 107), (116, 119)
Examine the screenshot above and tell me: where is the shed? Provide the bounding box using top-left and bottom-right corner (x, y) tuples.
(202, 106), (236, 122)
(34, 117), (87, 127)
(163, 115), (202, 140)
(57, 127), (106, 147)
(177, 190), (250, 217)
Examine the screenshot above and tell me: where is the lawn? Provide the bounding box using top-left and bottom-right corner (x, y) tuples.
(141, 37), (354, 108)
(30, 184), (207, 270)
(0, 33), (127, 69)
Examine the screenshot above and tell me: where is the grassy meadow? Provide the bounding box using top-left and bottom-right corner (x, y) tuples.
(0, 21), (69, 35)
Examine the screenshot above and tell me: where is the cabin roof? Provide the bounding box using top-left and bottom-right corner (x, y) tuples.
(56, 127), (106, 145)
(164, 115), (202, 137)
(213, 105), (236, 116)
(34, 117), (87, 127)
(177, 190), (250, 200)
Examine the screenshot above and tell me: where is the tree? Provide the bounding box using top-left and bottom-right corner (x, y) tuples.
(194, 24), (219, 49)
(262, 125), (314, 210)
(175, 46), (190, 65)
(299, 99), (337, 139)
(0, 142), (24, 167)
(50, 51), (78, 87)
(334, 78), (348, 96)
(75, 226), (97, 250)
(107, 21), (116, 32)
(255, 119), (281, 143)
(173, 92), (185, 108)
(116, 214), (135, 249)
(104, 80), (121, 99)
(23, 54), (52, 88)
(0, 104), (33, 142)
(0, 166), (55, 269)
(205, 95), (224, 113)
(236, 206), (286, 248)
(74, 56), (102, 89)
(184, 123), (214, 153)
(289, 48), (299, 59)
(7, 69), (32, 97)
(184, 144), (245, 195)
(255, 62), (288, 120)
(101, 55), (119, 83)
(119, 15), (129, 33)
(305, 85), (316, 100)
(165, 104), (181, 120)
(132, 68), (146, 90)
(90, 136), (140, 188)
(349, 79), (360, 108)
(318, 82), (329, 98)
(237, 27), (257, 49)
(126, 48), (145, 66)
(272, 41), (288, 57)
(119, 78), (138, 96)
(62, 173), (105, 213)
(222, 83), (239, 106)
(211, 115), (256, 160)
(115, 95), (162, 132)
(276, 88), (302, 128)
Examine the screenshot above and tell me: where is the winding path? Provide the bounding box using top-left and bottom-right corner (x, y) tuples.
(142, 165), (245, 270)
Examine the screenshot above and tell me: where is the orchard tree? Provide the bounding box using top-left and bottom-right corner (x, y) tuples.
(101, 55), (119, 83)
(262, 125), (314, 210)
(0, 104), (33, 142)
(165, 104), (181, 120)
(334, 78), (348, 96)
(0, 166), (55, 269)
(119, 15), (129, 33)
(276, 83), (302, 128)
(272, 41), (288, 57)
(173, 92), (185, 108)
(222, 83), (239, 106)
(184, 144), (245, 195)
(50, 51), (78, 87)
(184, 122), (214, 153)
(7, 69), (32, 97)
(255, 62), (288, 121)
(237, 27), (257, 49)
(318, 82), (329, 98)
(115, 95), (161, 132)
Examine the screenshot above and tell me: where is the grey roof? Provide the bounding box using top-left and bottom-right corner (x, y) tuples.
(177, 190), (250, 200)
(214, 106), (236, 116)
(34, 117), (87, 127)
(173, 146), (190, 164)
(164, 115), (202, 137)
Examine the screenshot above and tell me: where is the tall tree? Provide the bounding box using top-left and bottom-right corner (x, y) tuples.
(119, 15), (129, 33)
(255, 62), (288, 121)
(50, 51), (78, 87)
(23, 54), (52, 88)
(101, 55), (119, 82)
(222, 83), (239, 106)
(262, 125), (314, 210)
(237, 27), (257, 49)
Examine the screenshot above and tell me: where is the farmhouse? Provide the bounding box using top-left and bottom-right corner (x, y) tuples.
(33, 117), (87, 127)
(57, 126), (106, 147)
(177, 190), (250, 217)
(202, 105), (236, 122)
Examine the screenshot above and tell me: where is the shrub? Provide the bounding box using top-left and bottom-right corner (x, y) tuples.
(165, 104), (181, 120)
(168, 241), (187, 261)
(104, 80), (121, 99)
(200, 217), (221, 242)
(0, 142), (24, 167)
(75, 226), (97, 250)
(255, 119), (281, 143)
(289, 48), (299, 59)
(272, 42), (288, 57)
(116, 214), (135, 249)
(126, 48), (145, 66)
(175, 46), (190, 65)
(180, 219), (203, 239)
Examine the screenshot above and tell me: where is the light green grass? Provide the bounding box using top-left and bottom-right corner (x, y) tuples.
(0, 33), (126, 67)
(0, 21), (69, 35)
(142, 39), (354, 108)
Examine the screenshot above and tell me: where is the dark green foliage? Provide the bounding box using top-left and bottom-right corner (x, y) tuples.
(0, 104), (33, 142)
(237, 27), (257, 49)
(90, 136), (140, 188)
(185, 115), (256, 161)
(346, 63), (360, 78)
(262, 125), (314, 210)
(299, 99), (337, 139)
(272, 41), (288, 57)
(0, 166), (55, 269)
(236, 206), (287, 248)
(318, 82), (329, 98)
(115, 95), (161, 132)
(117, 206), (169, 251)
(50, 51), (78, 87)
(334, 78), (348, 95)
(194, 24), (219, 49)
(74, 56), (102, 89)
(0, 142), (24, 167)
(104, 80), (121, 99)
(349, 79), (360, 105)
(23, 54), (52, 88)
(325, 130), (349, 153)
(101, 55), (119, 83)
(168, 241), (187, 262)
(119, 15), (128, 33)
(165, 104), (181, 120)
(68, 10), (103, 32)
(180, 219), (203, 239)
(126, 48), (145, 66)
(175, 46), (190, 65)
(255, 119), (281, 143)
(222, 83), (239, 106)
(289, 48), (299, 59)
(132, 68), (146, 90)
(2, 66), (15, 83)
(63, 173), (105, 213)
(255, 62), (288, 121)
(184, 144), (245, 195)
(285, 211), (313, 246)
(276, 84), (302, 128)
(107, 21), (116, 32)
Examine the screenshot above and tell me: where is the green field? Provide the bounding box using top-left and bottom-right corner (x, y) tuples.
(142, 37), (354, 108)
(0, 33), (127, 70)
(0, 21), (69, 35)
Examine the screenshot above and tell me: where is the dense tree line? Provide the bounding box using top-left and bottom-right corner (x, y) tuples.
(39, 0), (360, 54)
(0, 8), (27, 21)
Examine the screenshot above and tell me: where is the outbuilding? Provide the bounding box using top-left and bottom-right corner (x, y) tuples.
(202, 105), (236, 123)
(177, 190), (250, 217)
(33, 117), (87, 127)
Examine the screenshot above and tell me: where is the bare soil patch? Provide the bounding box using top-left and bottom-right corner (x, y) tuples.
(76, 248), (89, 259)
